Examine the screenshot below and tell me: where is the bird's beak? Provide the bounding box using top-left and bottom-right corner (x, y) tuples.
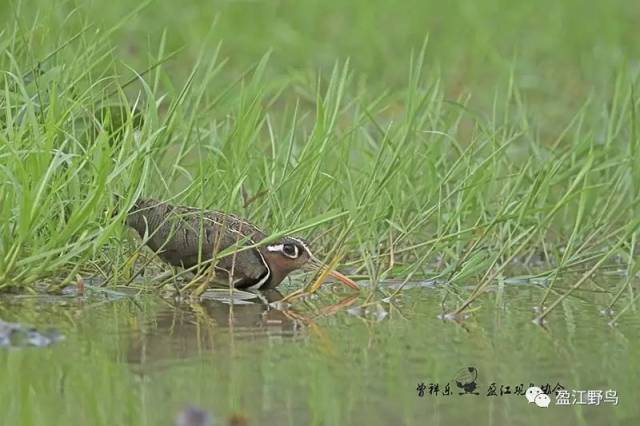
(327, 269), (360, 290)
(306, 257), (360, 291)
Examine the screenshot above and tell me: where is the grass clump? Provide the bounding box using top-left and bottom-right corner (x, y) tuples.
(0, 0), (639, 319)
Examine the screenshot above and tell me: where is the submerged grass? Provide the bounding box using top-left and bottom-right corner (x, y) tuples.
(0, 0), (639, 321)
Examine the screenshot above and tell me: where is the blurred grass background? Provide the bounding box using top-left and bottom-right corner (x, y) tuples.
(4, 0), (639, 104)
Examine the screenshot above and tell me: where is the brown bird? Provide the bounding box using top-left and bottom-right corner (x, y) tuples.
(125, 198), (359, 291)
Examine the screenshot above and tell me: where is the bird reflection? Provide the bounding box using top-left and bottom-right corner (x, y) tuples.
(126, 289), (308, 367)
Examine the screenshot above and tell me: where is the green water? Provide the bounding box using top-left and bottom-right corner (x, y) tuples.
(0, 279), (638, 425)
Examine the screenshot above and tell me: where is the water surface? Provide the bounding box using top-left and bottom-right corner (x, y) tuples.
(0, 278), (638, 425)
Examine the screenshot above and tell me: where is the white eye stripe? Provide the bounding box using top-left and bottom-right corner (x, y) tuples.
(267, 244), (284, 252)
(267, 243), (299, 258)
(288, 237), (313, 257)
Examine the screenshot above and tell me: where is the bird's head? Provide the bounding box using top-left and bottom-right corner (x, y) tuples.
(261, 236), (359, 290)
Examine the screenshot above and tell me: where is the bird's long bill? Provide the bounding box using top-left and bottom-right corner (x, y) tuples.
(307, 258), (359, 291)
(327, 269), (360, 290)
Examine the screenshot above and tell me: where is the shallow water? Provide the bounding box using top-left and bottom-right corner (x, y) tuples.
(0, 277), (638, 425)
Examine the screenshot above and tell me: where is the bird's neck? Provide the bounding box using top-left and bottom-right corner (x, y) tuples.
(266, 267), (288, 289)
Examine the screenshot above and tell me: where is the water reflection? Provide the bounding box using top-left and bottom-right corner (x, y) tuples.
(0, 318), (64, 348)
(127, 289), (301, 366)
(127, 289), (360, 367)
(1, 278), (639, 425)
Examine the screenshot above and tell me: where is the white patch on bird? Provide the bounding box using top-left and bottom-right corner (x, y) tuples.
(246, 274), (269, 290)
(247, 250), (271, 290)
(267, 243), (299, 258)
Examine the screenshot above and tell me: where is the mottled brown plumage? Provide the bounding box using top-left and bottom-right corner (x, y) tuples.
(125, 198), (359, 291)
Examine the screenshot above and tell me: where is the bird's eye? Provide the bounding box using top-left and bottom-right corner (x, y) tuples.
(282, 243), (299, 258)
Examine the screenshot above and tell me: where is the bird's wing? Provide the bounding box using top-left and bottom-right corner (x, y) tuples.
(129, 201), (270, 283)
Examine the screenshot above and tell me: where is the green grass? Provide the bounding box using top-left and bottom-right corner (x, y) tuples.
(1, 0), (639, 319)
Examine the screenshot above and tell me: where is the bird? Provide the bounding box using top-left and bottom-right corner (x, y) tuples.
(125, 198), (359, 292)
